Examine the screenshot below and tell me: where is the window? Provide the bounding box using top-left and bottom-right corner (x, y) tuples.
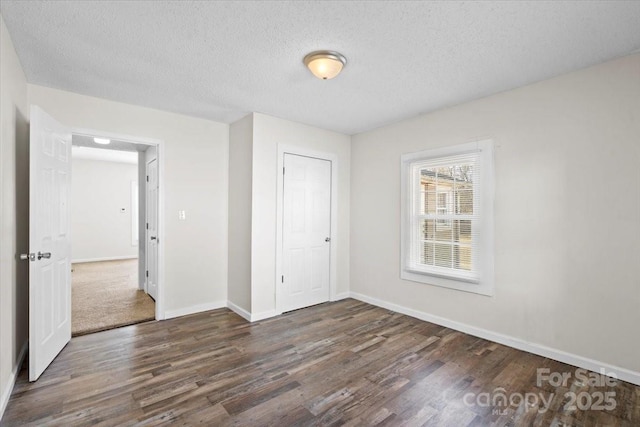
(400, 140), (494, 295)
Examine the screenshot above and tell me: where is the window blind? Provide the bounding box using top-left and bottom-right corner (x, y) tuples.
(408, 150), (481, 282)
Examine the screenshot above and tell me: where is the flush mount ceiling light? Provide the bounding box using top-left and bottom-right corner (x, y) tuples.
(93, 137), (111, 145)
(303, 50), (347, 80)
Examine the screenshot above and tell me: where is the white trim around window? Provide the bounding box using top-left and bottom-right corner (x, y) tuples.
(400, 140), (495, 296)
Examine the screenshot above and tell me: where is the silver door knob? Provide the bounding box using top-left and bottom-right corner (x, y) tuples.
(325, 237), (331, 242)
(37, 251), (51, 260)
(20, 253), (36, 261)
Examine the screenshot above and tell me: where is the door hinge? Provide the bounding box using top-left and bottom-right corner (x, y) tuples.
(283, 167), (285, 175)
(146, 175), (149, 182)
(146, 270), (149, 278)
(281, 275), (284, 283)
(146, 222), (149, 230)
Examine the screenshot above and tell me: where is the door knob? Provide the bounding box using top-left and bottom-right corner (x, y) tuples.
(150, 236), (157, 240)
(20, 253), (36, 261)
(325, 237), (331, 242)
(37, 252), (51, 260)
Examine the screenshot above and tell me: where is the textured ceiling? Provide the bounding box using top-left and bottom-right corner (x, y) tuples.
(2, 1), (640, 135)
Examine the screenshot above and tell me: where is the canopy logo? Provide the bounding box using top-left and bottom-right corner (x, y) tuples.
(459, 367), (619, 415)
(462, 387), (554, 415)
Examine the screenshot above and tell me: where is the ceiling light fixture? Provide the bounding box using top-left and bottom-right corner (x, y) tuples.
(303, 50), (347, 80)
(93, 137), (111, 145)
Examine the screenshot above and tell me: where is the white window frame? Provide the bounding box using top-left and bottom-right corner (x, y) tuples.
(400, 140), (495, 296)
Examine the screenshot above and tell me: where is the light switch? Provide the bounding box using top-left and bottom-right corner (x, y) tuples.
(178, 210), (186, 220)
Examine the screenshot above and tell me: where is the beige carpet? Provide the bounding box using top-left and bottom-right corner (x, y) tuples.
(72, 259), (155, 336)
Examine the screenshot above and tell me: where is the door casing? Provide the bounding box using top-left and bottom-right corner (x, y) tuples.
(72, 127), (166, 320)
(145, 156), (159, 300)
(275, 144), (339, 315)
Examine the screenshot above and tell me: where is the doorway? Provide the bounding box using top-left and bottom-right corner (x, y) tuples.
(27, 107), (165, 381)
(276, 148), (338, 313)
(69, 134), (158, 335)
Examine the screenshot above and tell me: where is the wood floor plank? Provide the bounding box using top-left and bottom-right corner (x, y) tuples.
(2, 299), (638, 427)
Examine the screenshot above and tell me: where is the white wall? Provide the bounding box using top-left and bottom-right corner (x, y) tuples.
(0, 14), (29, 417)
(228, 115), (253, 313)
(350, 54), (640, 375)
(28, 85), (229, 315)
(252, 113), (351, 316)
(71, 157), (139, 262)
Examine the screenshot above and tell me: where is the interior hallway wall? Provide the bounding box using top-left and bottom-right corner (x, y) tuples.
(71, 157), (139, 262)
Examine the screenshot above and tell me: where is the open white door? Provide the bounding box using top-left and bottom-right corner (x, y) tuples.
(25, 106), (72, 381)
(281, 154), (332, 312)
(145, 157), (158, 300)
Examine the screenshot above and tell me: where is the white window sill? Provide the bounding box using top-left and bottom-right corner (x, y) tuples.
(401, 269), (494, 296)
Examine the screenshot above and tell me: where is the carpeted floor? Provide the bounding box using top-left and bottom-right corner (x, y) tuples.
(72, 259), (155, 336)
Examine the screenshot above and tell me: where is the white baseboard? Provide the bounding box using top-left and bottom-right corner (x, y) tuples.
(72, 256), (138, 264)
(230, 296), (350, 323)
(251, 310), (278, 322)
(0, 340), (28, 421)
(227, 301), (251, 321)
(226, 304), (293, 323)
(331, 292), (350, 301)
(164, 300), (227, 320)
(349, 292), (640, 387)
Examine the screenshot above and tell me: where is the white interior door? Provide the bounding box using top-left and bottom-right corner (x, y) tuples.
(145, 157), (158, 300)
(27, 106), (72, 381)
(282, 154), (332, 312)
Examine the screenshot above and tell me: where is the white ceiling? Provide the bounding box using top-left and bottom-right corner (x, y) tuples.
(2, 1), (640, 135)
(71, 146), (138, 164)
(72, 134), (148, 152)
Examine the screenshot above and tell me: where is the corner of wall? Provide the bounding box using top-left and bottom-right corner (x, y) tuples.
(228, 113), (255, 313)
(0, 341), (27, 420)
(0, 13), (29, 422)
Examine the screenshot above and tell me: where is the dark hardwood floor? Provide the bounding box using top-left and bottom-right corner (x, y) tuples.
(2, 299), (638, 426)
